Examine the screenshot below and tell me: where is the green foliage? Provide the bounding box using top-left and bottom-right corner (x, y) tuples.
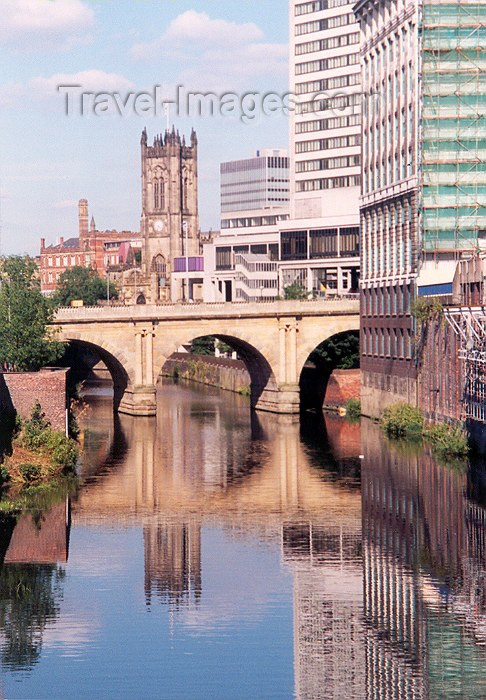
(310, 332), (360, 370)
(284, 283), (307, 300)
(411, 298), (443, 324)
(0, 466), (10, 485)
(53, 266), (117, 307)
(0, 257), (64, 371)
(17, 403), (79, 476)
(425, 423), (469, 460)
(382, 402), (424, 438)
(190, 336), (215, 356)
(18, 463), (41, 483)
(345, 398), (361, 420)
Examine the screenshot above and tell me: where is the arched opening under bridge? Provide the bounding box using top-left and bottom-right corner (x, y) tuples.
(160, 334), (279, 412)
(299, 330), (360, 412)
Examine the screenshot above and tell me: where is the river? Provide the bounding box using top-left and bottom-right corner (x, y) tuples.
(0, 380), (485, 699)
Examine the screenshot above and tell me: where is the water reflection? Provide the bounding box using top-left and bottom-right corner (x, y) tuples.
(361, 420), (486, 699)
(0, 504), (70, 672)
(0, 381), (485, 698)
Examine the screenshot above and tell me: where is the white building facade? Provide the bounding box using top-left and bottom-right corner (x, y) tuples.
(281, 0), (362, 296)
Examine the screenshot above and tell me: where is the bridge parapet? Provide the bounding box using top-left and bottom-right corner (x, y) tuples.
(54, 297), (359, 323)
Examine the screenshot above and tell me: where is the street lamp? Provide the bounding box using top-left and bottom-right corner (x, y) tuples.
(183, 220), (189, 302)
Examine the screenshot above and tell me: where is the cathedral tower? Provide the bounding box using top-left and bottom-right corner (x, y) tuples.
(140, 126), (199, 302)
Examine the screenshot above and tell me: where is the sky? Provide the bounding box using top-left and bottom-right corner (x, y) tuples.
(0, 0), (290, 255)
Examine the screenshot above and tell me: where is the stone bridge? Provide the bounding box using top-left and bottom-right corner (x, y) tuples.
(53, 299), (359, 416)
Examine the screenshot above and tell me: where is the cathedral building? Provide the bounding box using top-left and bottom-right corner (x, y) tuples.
(135, 126), (200, 303)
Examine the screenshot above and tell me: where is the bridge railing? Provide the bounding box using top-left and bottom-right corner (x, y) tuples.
(53, 298), (360, 322)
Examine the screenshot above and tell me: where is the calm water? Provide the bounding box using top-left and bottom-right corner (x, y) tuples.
(0, 380), (485, 699)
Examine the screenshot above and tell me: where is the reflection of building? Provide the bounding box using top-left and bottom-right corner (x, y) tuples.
(361, 420), (486, 698)
(282, 522), (365, 700)
(4, 502), (70, 564)
(144, 520), (201, 610)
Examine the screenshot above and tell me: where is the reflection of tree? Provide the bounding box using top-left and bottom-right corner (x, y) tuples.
(0, 563), (65, 671)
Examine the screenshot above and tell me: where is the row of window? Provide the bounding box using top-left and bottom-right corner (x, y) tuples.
(296, 14), (356, 52)
(296, 16), (357, 37)
(281, 226), (359, 261)
(362, 327), (413, 361)
(361, 197), (415, 280)
(295, 50), (359, 75)
(295, 113), (360, 133)
(297, 92), (361, 115)
(295, 0), (349, 17)
(216, 244), (279, 270)
(296, 69), (360, 95)
(296, 154), (360, 172)
(44, 255), (87, 268)
(362, 284), (413, 317)
(296, 134), (361, 153)
(296, 174), (361, 191)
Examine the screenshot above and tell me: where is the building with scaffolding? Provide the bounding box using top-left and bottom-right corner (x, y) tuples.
(355, 0), (486, 418)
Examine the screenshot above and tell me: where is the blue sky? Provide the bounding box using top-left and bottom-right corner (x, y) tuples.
(0, 0), (289, 255)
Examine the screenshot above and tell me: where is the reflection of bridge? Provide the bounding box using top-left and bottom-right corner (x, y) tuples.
(53, 299), (359, 416)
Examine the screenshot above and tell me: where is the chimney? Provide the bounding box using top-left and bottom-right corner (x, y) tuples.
(59, 237), (64, 246)
(40, 238), (45, 251)
(79, 198), (89, 239)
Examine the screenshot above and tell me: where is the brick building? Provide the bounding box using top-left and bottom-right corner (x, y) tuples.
(39, 199), (141, 295)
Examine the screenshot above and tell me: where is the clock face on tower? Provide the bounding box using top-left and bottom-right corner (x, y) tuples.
(153, 219), (164, 233)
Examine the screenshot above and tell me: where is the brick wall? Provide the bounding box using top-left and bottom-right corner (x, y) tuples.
(324, 369), (361, 409)
(0, 368), (68, 432)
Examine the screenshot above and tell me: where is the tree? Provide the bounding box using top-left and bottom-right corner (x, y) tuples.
(190, 336), (215, 356)
(53, 266), (117, 307)
(284, 283), (307, 300)
(0, 257), (64, 372)
(310, 331), (360, 370)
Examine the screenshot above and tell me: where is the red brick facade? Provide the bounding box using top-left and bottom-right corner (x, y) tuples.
(0, 368), (68, 432)
(39, 199), (140, 294)
(323, 369), (361, 408)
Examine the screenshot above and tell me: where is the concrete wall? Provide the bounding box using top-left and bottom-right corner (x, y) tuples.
(0, 368), (68, 432)
(361, 370), (417, 419)
(162, 354), (250, 395)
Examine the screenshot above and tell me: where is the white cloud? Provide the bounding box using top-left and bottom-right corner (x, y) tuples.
(31, 70), (135, 95)
(0, 70), (135, 109)
(130, 11), (287, 91)
(0, 0), (95, 51)
(131, 10), (263, 59)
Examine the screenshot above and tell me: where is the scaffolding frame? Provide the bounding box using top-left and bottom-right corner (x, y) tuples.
(421, 0), (486, 255)
(444, 306), (486, 420)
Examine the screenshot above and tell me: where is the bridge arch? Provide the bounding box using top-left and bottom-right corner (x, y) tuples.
(298, 327), (360, 411)
(60, 336), (133, 412)
(157, 331), (280, 412)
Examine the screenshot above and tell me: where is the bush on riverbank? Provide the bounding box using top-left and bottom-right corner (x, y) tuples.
(1, 402), (78, 487)
(381, 402), (469, 461)
(345, 398), (361, 420)
(382, 403), (424, 438)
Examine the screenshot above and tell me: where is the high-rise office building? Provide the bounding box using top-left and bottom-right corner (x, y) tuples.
(355, 0), (486, 416)
(281, 0), (362, 296)
(220, 149), (290, 225)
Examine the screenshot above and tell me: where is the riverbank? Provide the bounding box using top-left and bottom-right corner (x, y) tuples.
(0, 403), (78, 513)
